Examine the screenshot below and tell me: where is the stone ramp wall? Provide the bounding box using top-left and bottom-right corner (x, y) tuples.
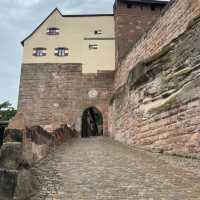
(23, 124), (78, 161)
(114, 0), (200, 89)
(0, 169), (18, 200)
(0, 142), (37, 200)
(0, 123), (78, 200)
(109, 15), (200, 157)
(4, 122), (78, 162)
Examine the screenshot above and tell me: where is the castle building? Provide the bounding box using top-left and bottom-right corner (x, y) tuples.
(21, 9), (115, 74)
(18, 0), (168, 136)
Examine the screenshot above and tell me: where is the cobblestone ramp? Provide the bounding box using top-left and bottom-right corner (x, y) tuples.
(30, 137), (200, 200)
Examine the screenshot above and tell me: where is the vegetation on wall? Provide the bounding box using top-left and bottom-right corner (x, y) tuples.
(0, 101), (17, 121)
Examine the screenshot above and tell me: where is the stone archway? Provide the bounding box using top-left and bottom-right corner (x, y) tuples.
(81, 107), (103, 138)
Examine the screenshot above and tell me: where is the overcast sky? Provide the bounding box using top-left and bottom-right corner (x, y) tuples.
(0, 0), (114, 108)
(0, 0), (169, 108)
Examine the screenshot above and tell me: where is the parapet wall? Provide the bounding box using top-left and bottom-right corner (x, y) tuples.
(109, 6), (200, 156)
(114, 0), (200, 89)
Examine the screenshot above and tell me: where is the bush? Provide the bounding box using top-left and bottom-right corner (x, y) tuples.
(0, 101), (17, 121)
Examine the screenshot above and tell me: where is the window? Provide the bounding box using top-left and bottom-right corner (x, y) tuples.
(33, 48), (46, 56)
(89, 44), (98, 50)
(127, 3), (132, 8)
(47, 27), (60, 35)
(94, 30), (102, 35)
(55, 48), (69, 56)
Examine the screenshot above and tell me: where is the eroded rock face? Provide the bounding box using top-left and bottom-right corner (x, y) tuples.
(0, 122), (78, 199)
(23, 124), (78, 162)
(110, 15), (200, 156)
(8, 112), (26, 130)
(0, 169), (38, 200)
(0, 169), (17, 200)
(0, 143), (24, 170)
(14, 169), (38, 200)
(0, 142), (36, 200)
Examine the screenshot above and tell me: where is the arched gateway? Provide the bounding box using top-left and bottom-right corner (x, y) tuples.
(81, 107), (103, 138)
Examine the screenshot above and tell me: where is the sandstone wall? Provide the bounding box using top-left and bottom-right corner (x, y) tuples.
(0, 123), (78, 199)
(114, 0), (200, 89)
(18, 63), (114, 135)
(23, 124), (78, 161)
(109, 16), (200, 156)
(0, 142), (37, 200)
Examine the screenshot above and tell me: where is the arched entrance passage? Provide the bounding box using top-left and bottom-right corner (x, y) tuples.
(81, 107), (103, 138)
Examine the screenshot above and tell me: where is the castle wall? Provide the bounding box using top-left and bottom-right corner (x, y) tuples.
(114, 0), (200, 89)
(18, 63), (114, 135)
(115, 0), (164, 64)
(109, 10), (200, 155)
(17, 0), (200, 157)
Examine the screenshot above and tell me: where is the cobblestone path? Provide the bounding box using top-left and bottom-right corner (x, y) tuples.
(31, 137), (200, 200)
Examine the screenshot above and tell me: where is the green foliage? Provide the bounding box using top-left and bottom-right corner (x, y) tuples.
(0, 101), (17, 121)
(95, 113), (103, 126)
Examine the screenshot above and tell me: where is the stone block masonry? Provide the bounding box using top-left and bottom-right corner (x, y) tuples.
(18, 63), (114, 135)
(0, 123), (78, 200)
(109, 15), (200, 156)
(0, 142), (38, 200)
(114, 0), (164, 64)
(16, 0), (200, 158)
(114, 0), (200, 89)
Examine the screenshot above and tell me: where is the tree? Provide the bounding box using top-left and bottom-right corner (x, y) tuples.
(0, 101), (17, 121)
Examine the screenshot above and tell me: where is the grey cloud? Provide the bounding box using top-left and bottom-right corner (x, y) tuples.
(0, 0), (114, 107)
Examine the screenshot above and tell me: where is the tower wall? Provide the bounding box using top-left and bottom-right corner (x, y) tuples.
(18, 63), (114, 134)
(114, 0), (165, 65)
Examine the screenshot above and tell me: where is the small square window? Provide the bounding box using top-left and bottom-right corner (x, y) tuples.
(89, 44), (98, 50)
(33, 48), (46, 56)
(94, 30), (102, 35)
(55, 48), (69, 57)
(47, 27), (60, 35)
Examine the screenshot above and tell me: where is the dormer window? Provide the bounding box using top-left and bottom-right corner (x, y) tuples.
(94, 30), (102, 35)
(55, 47), (69, 57)
(89, 44), (98, 50)
(47, 27), (60, 35)
(33, 48), (46, 56)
